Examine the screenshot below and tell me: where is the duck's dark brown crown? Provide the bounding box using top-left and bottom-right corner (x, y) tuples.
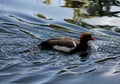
(80, 32), (93, 43)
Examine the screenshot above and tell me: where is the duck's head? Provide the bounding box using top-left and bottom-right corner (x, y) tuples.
(80, 32), (96, 43)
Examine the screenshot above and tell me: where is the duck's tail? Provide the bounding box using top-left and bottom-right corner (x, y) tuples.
(38, 40), (52, 50)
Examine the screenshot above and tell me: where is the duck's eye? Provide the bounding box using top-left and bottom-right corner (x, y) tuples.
(86, 35), (92, 39)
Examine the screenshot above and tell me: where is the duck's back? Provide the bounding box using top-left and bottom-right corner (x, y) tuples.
(39, 37), (80, 53)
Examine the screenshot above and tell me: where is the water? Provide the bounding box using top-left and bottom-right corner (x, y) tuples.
(0, 0), (120, 84)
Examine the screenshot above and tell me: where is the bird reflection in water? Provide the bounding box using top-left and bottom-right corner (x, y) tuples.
(79, 50), (90, 62)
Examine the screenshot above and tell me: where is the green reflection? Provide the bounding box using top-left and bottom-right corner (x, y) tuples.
(37, 13), (53, 20)
(40, 24), (76, 33)
(37, 14), (47, 19)
(65, 0), (120, 31)
(43, 0), (120, 17)
(64, 0), (85, 8)
(43, 0), (51, 5)
(42, 0), (120, 31)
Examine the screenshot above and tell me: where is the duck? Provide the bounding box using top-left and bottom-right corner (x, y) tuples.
(38, 32), (96, 54)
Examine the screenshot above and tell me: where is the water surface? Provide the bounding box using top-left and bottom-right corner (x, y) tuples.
(0, 0), (120, 84)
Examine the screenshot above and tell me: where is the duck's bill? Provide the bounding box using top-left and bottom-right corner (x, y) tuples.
(91, 37), (96, 40)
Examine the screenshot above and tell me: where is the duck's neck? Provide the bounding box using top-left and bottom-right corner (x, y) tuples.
(79, 41), (88, 51)
(69, 41), (88, 54)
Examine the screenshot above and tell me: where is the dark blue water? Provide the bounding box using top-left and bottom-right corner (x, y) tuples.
(0, 0), (120, 84)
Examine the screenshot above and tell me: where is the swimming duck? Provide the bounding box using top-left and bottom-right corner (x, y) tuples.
(38, 32), (95, 54)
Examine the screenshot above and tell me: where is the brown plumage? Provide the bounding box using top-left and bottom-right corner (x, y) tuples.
(38, 32), (95, 53)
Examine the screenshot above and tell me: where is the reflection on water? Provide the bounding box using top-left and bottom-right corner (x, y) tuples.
(43, 0), (120, 31)
(0, 0), (120, 84)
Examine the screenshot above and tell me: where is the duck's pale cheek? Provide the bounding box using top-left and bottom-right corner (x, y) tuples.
(53, 45), (74, 53)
